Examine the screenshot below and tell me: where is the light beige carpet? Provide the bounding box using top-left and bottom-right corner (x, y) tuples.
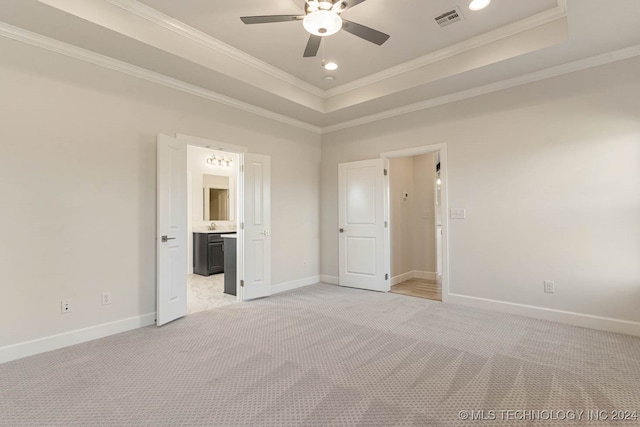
(1, 284), (639, 426)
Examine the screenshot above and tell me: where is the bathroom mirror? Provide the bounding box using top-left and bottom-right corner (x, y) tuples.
(203, 174), (231, 221)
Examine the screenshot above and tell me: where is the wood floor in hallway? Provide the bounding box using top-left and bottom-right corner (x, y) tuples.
(390, 277), (442, 302)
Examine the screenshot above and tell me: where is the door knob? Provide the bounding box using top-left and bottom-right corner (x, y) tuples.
(161, 235), (176, 242)
(339, 228), (344, 233)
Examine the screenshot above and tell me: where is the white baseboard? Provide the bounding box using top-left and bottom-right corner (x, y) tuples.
(0, 313), (156, 365)
(271, 275), (320, 295)
(320, 275), (339, 285)
(447, 293), (640, 337)
(391, 270), (437, 285)
(391, 271), (414, 286)
(414, 271), (437, 281)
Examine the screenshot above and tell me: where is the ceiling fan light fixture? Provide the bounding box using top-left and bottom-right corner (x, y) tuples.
(303, 10), (343, 36)
(469, 0), (491, 11)
(323, 61), (339, 71)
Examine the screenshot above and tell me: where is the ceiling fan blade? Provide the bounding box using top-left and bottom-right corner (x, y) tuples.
(240, 15), (302, 24)
(345, 0), (368, 8)
(303, 35), (322, 57)
(342, 20), (390, 45)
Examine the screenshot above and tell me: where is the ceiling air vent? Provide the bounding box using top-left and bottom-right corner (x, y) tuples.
(435, 7), (464, 28)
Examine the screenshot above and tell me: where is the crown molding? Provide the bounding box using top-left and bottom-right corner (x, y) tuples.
(104, 0), (325, 99)
(324, 2), (569, 98)
(0, 22), (321, 134)
(321, 43), (640, 134)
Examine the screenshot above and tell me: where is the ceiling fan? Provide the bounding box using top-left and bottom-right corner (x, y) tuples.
(240, 0), (390, 58)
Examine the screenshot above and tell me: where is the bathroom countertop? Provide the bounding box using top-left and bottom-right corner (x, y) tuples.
(192, 230), (237, 234)
(221, 234), (237, 239)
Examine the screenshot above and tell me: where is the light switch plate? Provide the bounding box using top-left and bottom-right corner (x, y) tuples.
(450, 208), (466, 219)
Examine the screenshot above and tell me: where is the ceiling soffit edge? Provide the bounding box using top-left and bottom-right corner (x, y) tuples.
(37, 0), (325, 112)
(94, 0), (567, 104)
(322, 43), (640, 134)
(104, 0), (325, 98)
(325, 1), (568, 97)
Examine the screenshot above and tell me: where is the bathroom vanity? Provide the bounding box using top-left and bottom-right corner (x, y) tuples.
(193, 231), (235, 276)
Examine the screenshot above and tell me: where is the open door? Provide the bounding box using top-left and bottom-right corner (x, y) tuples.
(240, 153), (272, 300)
(156, 134), (187, 325)
(338, 159), (389, 292)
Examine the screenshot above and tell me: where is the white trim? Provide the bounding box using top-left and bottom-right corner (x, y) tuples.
(0, 313), (156, 364)
(381, 143), (450, 303)
(320, 275), (339, 285)
(447, 294), (640, 338)
(325, 2), (568, 97)
(414, 271), (437, 281)
(271, 275), (320, 295)
(104, 0), (325, 98)
(391, 271), (414, 286)
(322, 43), (640, 134)
(0, 22), (321, 135)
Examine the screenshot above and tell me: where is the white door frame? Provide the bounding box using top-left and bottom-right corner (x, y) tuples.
(380, 143), (450, 302)
(175, 133), (248, 300)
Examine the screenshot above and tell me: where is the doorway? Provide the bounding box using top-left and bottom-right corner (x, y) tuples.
(386, 152), (442, 302)
(186, 145), (239, 314)
(381, 144), (449, 302)
(156, 133), (272, 326)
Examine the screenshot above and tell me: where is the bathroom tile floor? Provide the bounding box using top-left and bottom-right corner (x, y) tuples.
(187, 273), (237, 314)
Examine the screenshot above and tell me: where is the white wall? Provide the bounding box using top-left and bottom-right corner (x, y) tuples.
(321, 56), (640, 332)
(0, 37), (321, 354)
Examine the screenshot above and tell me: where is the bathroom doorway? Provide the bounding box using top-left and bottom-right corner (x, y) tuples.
(157, 133), (272, 325)
(186, 144), (239, 314)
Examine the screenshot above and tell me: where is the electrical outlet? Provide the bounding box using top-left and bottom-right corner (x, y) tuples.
(102, 292), (112, 306)
(61, 299), (72, 314)
(544, 280), (555, 294)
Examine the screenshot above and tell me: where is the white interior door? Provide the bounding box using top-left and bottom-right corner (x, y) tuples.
(241, 153), (271, 300)
(156, 134), (187, 326)
(339, 159), (388, 292)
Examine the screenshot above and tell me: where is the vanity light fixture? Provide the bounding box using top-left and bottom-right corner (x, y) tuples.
(206, 155), (233, 167)
(469, 0), (491, 11)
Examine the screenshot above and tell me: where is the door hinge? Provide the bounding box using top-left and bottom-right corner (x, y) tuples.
(241, 165), (244, 173)
(384, 221), (388, 228)
(384, 169), (388, 176)
(385, 274), (389, 280)
(240, 222), (244, 230)
(240, 280), (245, 287)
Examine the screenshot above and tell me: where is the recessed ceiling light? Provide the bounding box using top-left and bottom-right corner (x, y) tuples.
(324, 76), (335, 81)
(469, 0), (491, 11)
(324, 62), (339, 71)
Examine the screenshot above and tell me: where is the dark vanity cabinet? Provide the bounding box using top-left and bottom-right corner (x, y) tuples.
(222, 235), (237, 296)
(193, 233), (225, 276)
